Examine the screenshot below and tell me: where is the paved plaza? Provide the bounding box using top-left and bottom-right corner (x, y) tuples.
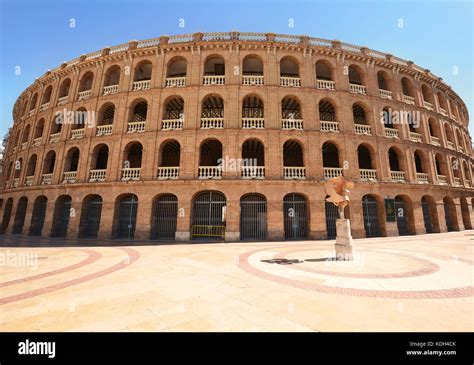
(0, 231), (473, 332)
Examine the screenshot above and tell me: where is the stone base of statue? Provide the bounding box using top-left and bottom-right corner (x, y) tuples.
(335, 218), (354, 261)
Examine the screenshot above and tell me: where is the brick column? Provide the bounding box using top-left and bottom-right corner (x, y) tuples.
(349, 199), (365, 239)
(135, 196), (152, 239)
(97, 200), (114, 240)
(66, 198), (82, 239)
(267, 199), (284, 240)
(175, 196), (191, 241)
(309, 198), (326, 239)
(225, 199), (239, 241)
(20, 201), (34, 236)
(412, 201), (426, 235)
(436, 201), (448, 233)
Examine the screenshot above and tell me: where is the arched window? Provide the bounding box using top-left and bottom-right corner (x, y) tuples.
(166, 57), (187, 87)
(157, 140), (181, 180)
(162, 96), (185, 130)
(200, 95), (223, 129)
(198, 139), (223, 179)
(121, 143), (143, 180)
(242, 95), (264, 128)
(203, 56), (225, 85)
(281, 96), (302, 130)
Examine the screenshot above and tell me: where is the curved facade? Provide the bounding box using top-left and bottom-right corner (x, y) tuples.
(1, 31), (473, 242)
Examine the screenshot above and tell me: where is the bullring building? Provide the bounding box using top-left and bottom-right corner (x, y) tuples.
(0, 32), (473, 242)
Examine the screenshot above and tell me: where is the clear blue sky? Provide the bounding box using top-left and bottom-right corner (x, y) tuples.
(1, 0), (472, 137)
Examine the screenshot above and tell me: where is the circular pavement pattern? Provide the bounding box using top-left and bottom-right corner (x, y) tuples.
(237, 244), (474, 299)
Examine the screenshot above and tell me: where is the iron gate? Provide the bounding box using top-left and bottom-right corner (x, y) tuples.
(152, 194), (178, 240)
(240, 194), (267, 240)
(192, 191), (226, 240)
(12, 198), (28, 234)
(283, 194), (308, 240)
(29, 197), (47, 236)
(394, 199), (409, 236)
(51, 197), (72, 238)
(421, 200), (433, 233)
(118, 195), (138, 239)
(362, 196), (380, 237)
(444, 202), (454, 231)
(79, 197), (103, 238)
(325, 201), (338, 239)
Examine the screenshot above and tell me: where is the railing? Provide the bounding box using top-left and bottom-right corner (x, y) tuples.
(41, 173), (53, 185)
(165, 77), (187, 87)
(63, 171), (77, 183)
(242, 118), (264, 129)
(89, 169), (106, 182)
(28, 109), (35, 117)
(423, 101), (434, 111)
(242, 75), (264, 85)
(360, 169), (377, 181)
(447, 141), (455, 150)
(201, 118), (224, 129)
(162, 119), (183, 130)
(121, 167), (141, 181)
(241, 166), (265, 179)
(96, 124), (113, 136)
(416, 172), (429, 184)
(71, 128), (85, 139)
(453, 177), (461, 186)
(132, 80), (151, 91)
(32, 137), (42, 147)
(12, 178), (19, 188)
(437, 175), (447, 185)
(323, 167), (343, 179)
(39, 102), (50, 111)
(403, 95), (415, 105)
(384, 128), (399, 138)
(390, 171), (406, 182)
(25, 176), (34, 186)
(282, 119), (303, 130)
(430, 136), (441, 146)
(199, 166), (222, 179)
(316, 79), (335, 90)
(127, 121), (146, 133)
(465, 180), (471, 188)
(103, 85), (119, 95)
(280, 76), (301, 87)
(349, 84), (366, 94)
(379, 89), (393, 99)
(284, 167), (306, 179)
(57, 96), (68, 106)
(77, 90), (92, 101)
(21, 142), (28, 150)
(457, 146), (464, 153)
(49, 133), (61, 143)
(409, 132), (422, 143)
(440, 108), (448, 117)
(203, 75), (225, 85)
(157, 167), (180, 180)
(354, 124), (372, 135)
(320, 121), (339, 132)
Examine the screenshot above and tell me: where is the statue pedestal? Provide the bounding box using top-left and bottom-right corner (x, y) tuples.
(335, 218), (354, 261)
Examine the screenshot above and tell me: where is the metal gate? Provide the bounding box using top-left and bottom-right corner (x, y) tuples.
(283, 194), (308, 240)
(29, 197), (47, 236)
(118, 195), (138, 239)
(421, 200), (433, 233)
(362, 196), (380, 237)
(79, 197), (102, 238)
(12, 198), (28, 234)
(325, 201), (338, 239)
(394, 199), (409, 236)
(51, 197), (72, 238)
(240, 194), (267, 240)
(152, 194), (178, 240)
(444, 202), (454, 231)
(192, 191), (226, 240)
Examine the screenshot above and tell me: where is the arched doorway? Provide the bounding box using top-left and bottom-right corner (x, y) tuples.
(240, 194), (267, 240)
(115, 194), (138, 239)
(443, 197), (458, 232)
(79, 195), (103, 238)
(12, 197), (28, 234)
(394, 196), (414, 236)
(362, 195), (381, 237)
(152, 194), (178, 240)
(51, 196), (72, 238)
(460, 197), (472, 230)
(283, 193), (308, 240)
(1, 198), (13, 234)
(191, 191), (226, 240)
(421, 196), (439, 233)
(29, 196), (47, 236)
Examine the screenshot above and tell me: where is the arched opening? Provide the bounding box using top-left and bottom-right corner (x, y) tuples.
(42, 150), (56, 174)
(130, 100), (148, 122)
(0, 198), (13, 234)
(283, 140), (305, 179)
(199, 139), (222, 179)
(240, 194), (267, 240)
(78, 71), (93, 92)
(41, 85), (53, 105)
(203, 56), (225, 84)
(191, 191), (226, 240)
(79, 195), (103, 239)
(283, 193), (308, 239)
(428, 117), (441, 143)
(280, 57), (299, 77)
(377, 70), (392, 94)
(21, 125), (30, 146)
(113, 194), (138, 239)
(463, 161), (472, 186)
(134, 60), (152, 82)
(98, 103), (115, 126)
(201, 95), (223, 129)
(103, 65), (121, 87)
(437, 91), (448, 113)
(167, 57), (187, 78)
(242, 55), (263, 85)
(443, 197), (459, 231)
(58, 78), (71, 99)
(421, 84), (435, 105)
(362, 195), (384, 237)
(122, 142), (143, 180)
(14, 158), (22, 179)
(315, 60), (333, 81)
(352, 103), (367, 125)
(401, 77), (415, 98)
(72, 107), (86, 131)
(151, 194), (178, 240)
(281, 96), (302, 129)
(91, 144), (109, 171)
(319, 99), (336, 122)
(388, 147), (404, 180)
(322, 141), (340, 179)
(34, 119), (45, 139)
(348, 65), (364, 88)
(358, 144), (376, 181)
(51, 195), (72, 238)
(29, 93), (38, 111)
(158, 140), (180, 179)
(444, 123), (455, 146)
(26, 154), (37, 180)
(12, 197), (28, 234)
(242, 139), (265, 179)
(242, 95), (264, 128)
(460, 197), (472, 230)
(394, 195), (415, 236)
(64, 147), (80, 172)
(50, 113), (63, 135)
(421, 196), (440, 233)
(29, 196), (47, 236)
